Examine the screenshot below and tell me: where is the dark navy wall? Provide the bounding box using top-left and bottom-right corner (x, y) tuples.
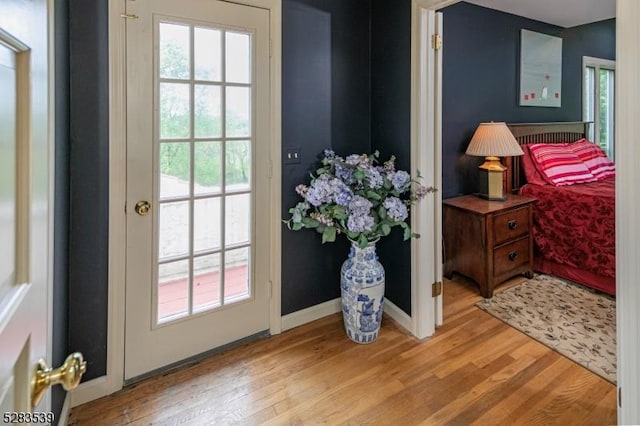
(281, 0), (371, 314)
(370, 0), (412, 315)
(441, 2), (563, 198)
(561, 19), (616, 117)
(440, 2), (615, 198)
(68, 0), (109, 380)
(52, 0), (69, 422)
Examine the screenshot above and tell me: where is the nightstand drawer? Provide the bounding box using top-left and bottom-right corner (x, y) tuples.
(493, 207), (529, 245)
(493, 237), (530, 277)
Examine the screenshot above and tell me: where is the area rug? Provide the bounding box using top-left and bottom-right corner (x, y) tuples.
(475, 274), (616, 384)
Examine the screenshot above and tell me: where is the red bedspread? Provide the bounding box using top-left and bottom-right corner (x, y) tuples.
(520, 178), (615, 294)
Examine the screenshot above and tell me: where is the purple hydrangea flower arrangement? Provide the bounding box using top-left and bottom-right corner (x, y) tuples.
(286, 150), (434, 248)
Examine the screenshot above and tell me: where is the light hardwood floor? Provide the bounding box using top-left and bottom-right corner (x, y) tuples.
(68, 276), (616, 425)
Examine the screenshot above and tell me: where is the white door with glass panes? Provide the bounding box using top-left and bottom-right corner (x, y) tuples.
(124, 0), (271, 379)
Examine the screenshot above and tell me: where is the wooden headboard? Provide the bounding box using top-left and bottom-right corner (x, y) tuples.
(506, 121), (590, 192)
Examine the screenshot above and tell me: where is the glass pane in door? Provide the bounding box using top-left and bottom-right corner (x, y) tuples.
(225, 194), (250, 247)
(194, 28), (222, 82)
(158, 259), (190, 322)
(155, 20), (254, 324)
(193, 254), (221, 311)
(224, 247), (249, 302)
(160, 83), (191, 139)
(159, 201), (190, 258)
(225, 140), (251, 190)
(159, 142), (190, 199)
(194, 85), (222, 138)
(194, 197), (221, 252)
(226, 86), (251, 137)
(194, 141), (222, 195)
(159, 23), (190, 79)
(225, 32), (250, 84)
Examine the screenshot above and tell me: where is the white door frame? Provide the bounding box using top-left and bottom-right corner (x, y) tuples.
(410, 0), (448, 339)
(101, 0), (281, 398)
(615, 2), (640, 423)
(412, 0), (639, 423)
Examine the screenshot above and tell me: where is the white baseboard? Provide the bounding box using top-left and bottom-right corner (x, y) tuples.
(57, 393), (71, 426)
(280, 296), (414, 336)
(281, 298), (341, 331)
(384, 299), (413, 333)
(70, 376), (109, 408)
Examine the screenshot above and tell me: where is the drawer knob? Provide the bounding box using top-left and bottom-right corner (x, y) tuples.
(508, 220), (518, 230)
(508, 251), (518, 261)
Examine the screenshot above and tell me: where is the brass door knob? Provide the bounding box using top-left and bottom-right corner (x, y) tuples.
(135, 200), (151, 216)
(32, 352), (86, 408)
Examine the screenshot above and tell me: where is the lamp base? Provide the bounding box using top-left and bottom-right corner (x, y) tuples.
(474, 192), (507, 201)
(476, 156), (506, 200)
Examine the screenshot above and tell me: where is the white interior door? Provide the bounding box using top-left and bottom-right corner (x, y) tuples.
(0, 0), (51, 417)
(125, 0), (271, 380)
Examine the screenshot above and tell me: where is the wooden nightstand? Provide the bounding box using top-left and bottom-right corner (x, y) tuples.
(443, 194), (535, 298)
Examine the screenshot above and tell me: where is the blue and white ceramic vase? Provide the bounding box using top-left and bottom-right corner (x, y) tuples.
(340, 240), (385, 344)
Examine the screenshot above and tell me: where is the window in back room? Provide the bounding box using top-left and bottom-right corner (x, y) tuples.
(583, 56), (615, 160)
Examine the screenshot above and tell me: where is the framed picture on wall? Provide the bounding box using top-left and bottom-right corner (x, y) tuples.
(519, 29), (562, 107)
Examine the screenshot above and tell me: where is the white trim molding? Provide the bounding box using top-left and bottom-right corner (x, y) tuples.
(266, 0), (283, 336)
(281, 298), (341, 332)
(280, 298), (412, 336)
(57, 394), (71, 426)
(69, 377), (109, 408)
(410, 0), (433, 340)
(384, 300), (413, 332)
(616, 1), (640, 423)
(410, 0), (445, 340)
(106, 0), (127, 397)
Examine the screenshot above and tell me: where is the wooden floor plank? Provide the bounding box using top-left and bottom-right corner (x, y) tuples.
(69, 276), (616, 425)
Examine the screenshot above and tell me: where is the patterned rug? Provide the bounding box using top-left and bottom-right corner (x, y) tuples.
(475, 274), (616, 384)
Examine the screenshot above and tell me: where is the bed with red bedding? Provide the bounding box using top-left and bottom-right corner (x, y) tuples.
(506, 122), (616, 295)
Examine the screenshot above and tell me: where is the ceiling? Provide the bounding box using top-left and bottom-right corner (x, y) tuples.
(464, 0), (615, 28)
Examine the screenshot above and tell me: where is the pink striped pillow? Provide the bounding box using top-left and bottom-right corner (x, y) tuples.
(521, 145), (549, 186)
(528, 143), (598, 186)
(569, 140), (615, 180)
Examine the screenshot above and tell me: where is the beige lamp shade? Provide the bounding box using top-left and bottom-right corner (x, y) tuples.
(466, 122), (524, 157)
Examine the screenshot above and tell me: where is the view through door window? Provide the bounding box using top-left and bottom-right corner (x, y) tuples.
(583, 56), (615, 160)
(156, 21), (253, 323)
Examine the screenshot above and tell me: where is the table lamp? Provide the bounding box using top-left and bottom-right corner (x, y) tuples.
(465, 122), (523, 200)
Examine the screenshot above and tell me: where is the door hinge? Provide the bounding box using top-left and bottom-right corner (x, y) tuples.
(268, 160), (273, 179)
(432, 281), (442, 297)
(618, 387), (622, 407)
(268, 280), (273, 298)
(124, 202), (127, 214)
(120, 13), (139, 20)
(432, 34), (442, 50)
(269, 39), (273, 58)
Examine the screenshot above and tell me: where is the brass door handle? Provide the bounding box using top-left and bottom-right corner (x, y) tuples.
(32, 352), (86, 408)
(135, 200), (151, 216)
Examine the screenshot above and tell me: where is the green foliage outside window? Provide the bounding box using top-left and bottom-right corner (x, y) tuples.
(159, 39), (250, 187)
